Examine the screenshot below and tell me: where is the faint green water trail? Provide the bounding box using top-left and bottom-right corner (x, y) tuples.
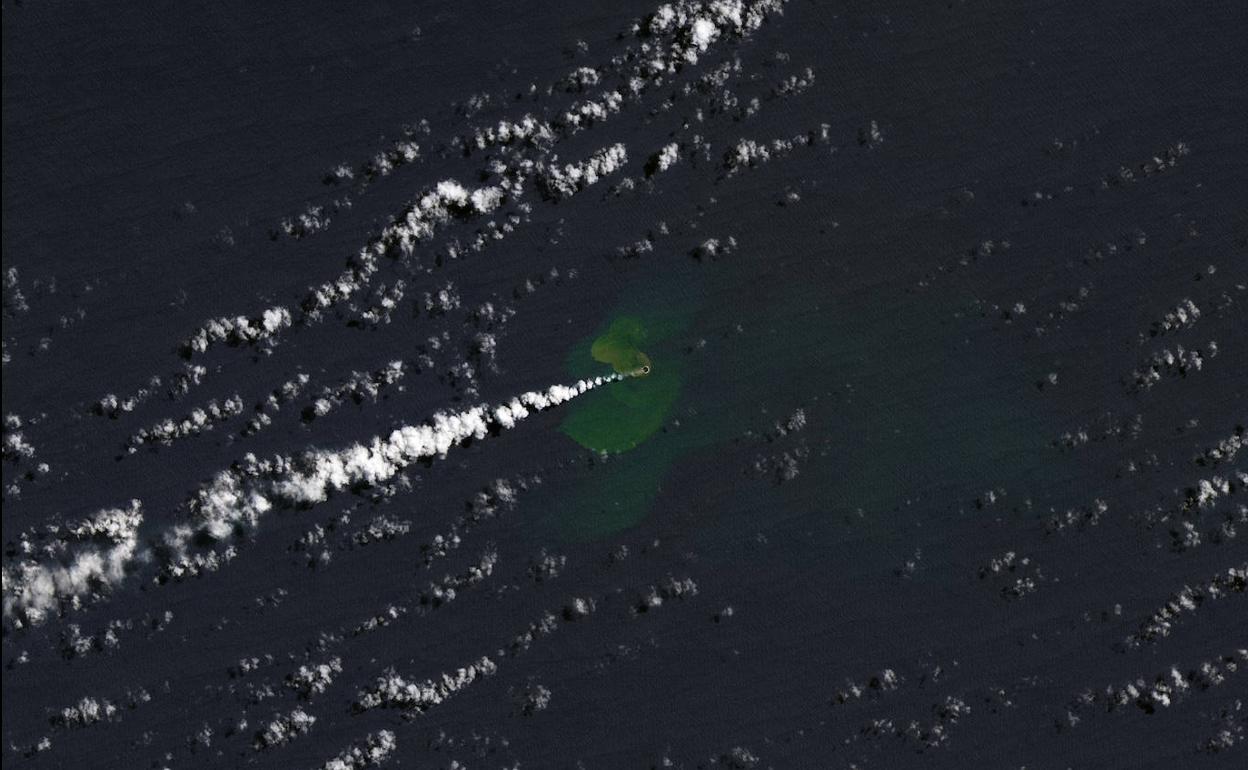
(546, 243), (1075, 544)
(549, 288), (704, 541)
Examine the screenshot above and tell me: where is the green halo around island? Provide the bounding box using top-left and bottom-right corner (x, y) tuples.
(544, 280), (709, 542)
(559, 315), (685, 453)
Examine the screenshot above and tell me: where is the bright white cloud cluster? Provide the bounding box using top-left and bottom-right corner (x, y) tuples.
(164, 2), (788, 369)
(538, 143), (629, 200)
(242, 373), (311, 437)
(641, 1), (783, 62)
(159, 373), (619, 581)
(361, 139), (422, 181)
(691, 235), (738, 261)
(1146, 297), (1200, 338)
(3, 412), (33, 450)
(561, 66), (602, 92)
(280, 202), (332, 239)
(832, 667), (903, 705)
(304, 361), (405, 422)
(286, 657), (343, 699)
(537, 2), (785, 138)
(299, 248), (381, 319)
(419, 550), (497, 609)
(1123, 564), (1247, 649)
(376, 178), (512, 257)
(318, 729), (397, 770)
(297, 172), (522, 322)
(1196, 427), (1245, 468)
(126, 394), (244, 452)
(95, 364), (206, 419)
(2, 500), (144, 628)
(353, 657), (497, 715)
(468, 113), (554, 152)
(723, 125), (831, 174)
(47, 689), (149, 731)
(647, 142), (682, 176)
(3, 266), (30, 314)
(253, 707), (316, 751)
(180, 306), (292, 358)
(355, 280), (406, 326)
(1070, 649), (1248, 720)
(272, 375), (618, 504)
(1131, 341), (1218, 391)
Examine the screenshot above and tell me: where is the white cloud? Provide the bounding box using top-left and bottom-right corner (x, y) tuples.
(161, 374), (621, 581)
(3, 501), (144, 628)
(537, 143), (629, 200)
(353, 657), (497, 715)
(181, 307), (293, 357)
(126, 395), (244, 452)
(254, 707), (316, 751)
(318, 729), (397, 770)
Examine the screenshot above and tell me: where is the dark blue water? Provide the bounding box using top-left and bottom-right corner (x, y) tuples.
(4, 1), (1246, 767)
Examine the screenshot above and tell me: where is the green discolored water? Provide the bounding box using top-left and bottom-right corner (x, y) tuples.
(560, 313), (689, 454)
(590, 317), (653, 377)
(546, 288), (707, 540)
(548, 438), (688, 542)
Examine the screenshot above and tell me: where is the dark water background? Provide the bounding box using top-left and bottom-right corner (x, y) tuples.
(3, 1), (1246, 767)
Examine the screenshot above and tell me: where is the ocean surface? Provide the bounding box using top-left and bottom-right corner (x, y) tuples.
(3, 1), (1246, 767)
